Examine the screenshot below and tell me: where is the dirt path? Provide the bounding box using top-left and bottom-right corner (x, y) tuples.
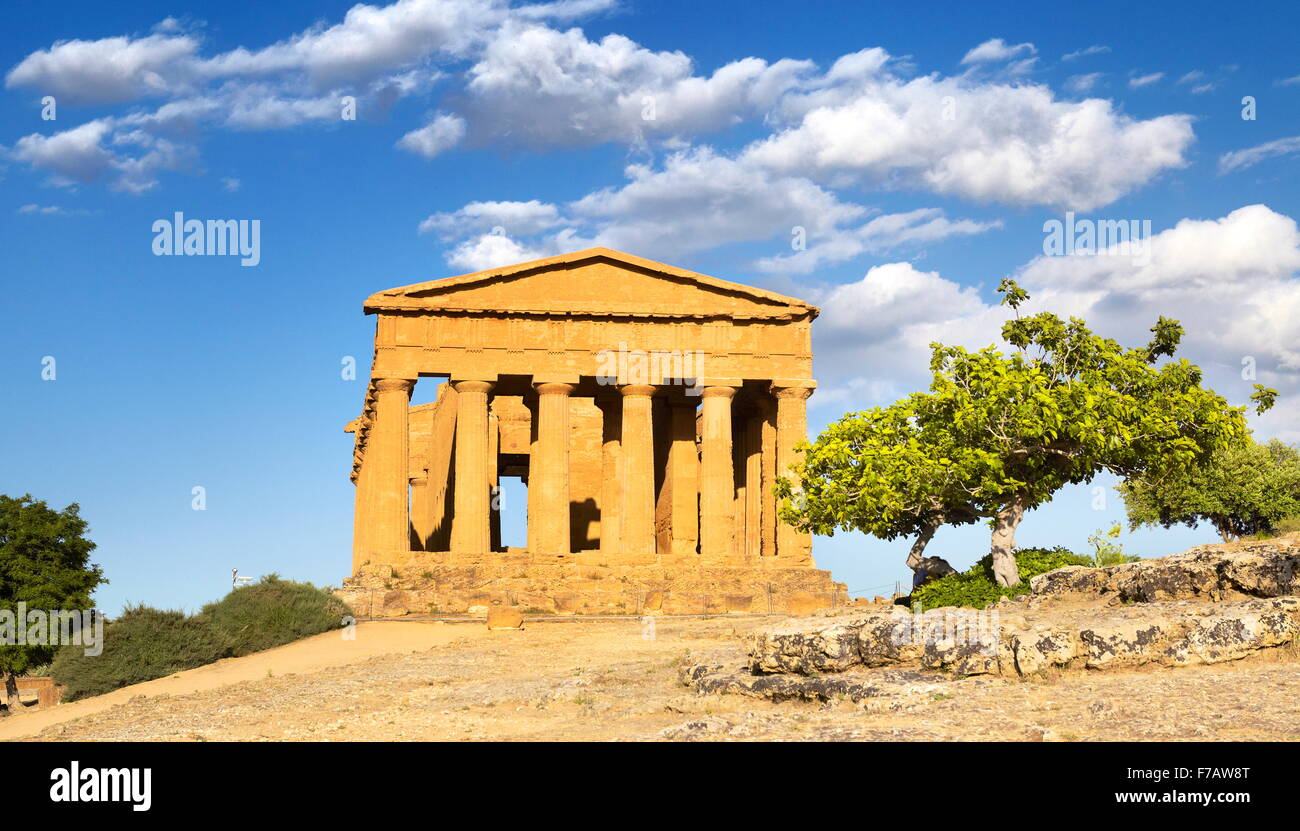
(5, 616), (1299, 741)
(0, 621), (474, 741)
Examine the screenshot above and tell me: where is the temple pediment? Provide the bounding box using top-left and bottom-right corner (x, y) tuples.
(363, 247), (818, 320)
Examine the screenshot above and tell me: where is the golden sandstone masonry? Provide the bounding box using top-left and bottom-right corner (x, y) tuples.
(338, 248), (847, 616)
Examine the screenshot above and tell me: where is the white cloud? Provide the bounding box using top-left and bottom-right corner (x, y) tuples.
(805, 205), (1300, 443)
(4, 6), (1197, 209)
(397, 112), (467, 158)
(1064, 73), (1103, 93)
(8, 118), (193, 193)
(961, 38), (1036, 65)
(1062, 45), (1110, 61)
(460, 21), (813, 148)
(1129, 72), (1164, 88)
(5, 33), (200, 105)
(17, 203), (93, 216)
(743, 69), (1193, 211)
(420, 199), (562, 237)
(444, 232), (550, 272)
(1218, 136), (1300, 174)
(423, 148), (997, 272)
(756, 208), (1000, 276)
(222, 177), (240, 192)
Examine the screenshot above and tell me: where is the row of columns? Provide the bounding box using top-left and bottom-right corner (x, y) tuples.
(355, 376), (813, 566)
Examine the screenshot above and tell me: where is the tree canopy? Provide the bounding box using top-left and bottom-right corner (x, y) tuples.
(779, 280), (1274, 587)
(1119, 437), (1300, 542)
(0, 494), (105, 706)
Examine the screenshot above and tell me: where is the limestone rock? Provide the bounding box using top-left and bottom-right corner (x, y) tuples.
(1030, 537), (1300, 602)
(486, 607), (525, 630)
(733, 597), (1300, 680)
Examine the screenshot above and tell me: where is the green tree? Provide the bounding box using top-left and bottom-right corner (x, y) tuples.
(781, 281), (1273, 587)
(773, 399), (994, 572)
(0, 495), (105, 709)
(1118, 438), (1300, 542)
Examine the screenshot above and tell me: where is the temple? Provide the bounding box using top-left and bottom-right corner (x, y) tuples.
(338, 248), (847, 616)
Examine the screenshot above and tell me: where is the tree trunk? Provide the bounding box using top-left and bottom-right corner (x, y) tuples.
(2, 671), (17, 713)
(1212, 517), (1236, 543)
(905, 522), (938, 571)
(991, 494), (1029, 587)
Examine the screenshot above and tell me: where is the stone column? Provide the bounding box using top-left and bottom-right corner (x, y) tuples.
(409, 473), (431, 550)
(700, 385), (737, 565)
(351, 452), (375, 572)
(528, 381), (575, 557)
(596, 394), (623, 556)
(744, 414), (763, 563)
(759, 397), (777, 559)
(370, 378), (414, 558)
(619, 384), (657, 559)
(772, 381), (815, 564)
(668, 399), (699, 559)
(451, 379), (494, 557)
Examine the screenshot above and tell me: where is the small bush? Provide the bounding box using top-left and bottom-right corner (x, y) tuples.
(200, 575), (352, 657)
(912, 546), (1094, 610)
(50, 578), (352, 701)
(51, 604), (231, 701)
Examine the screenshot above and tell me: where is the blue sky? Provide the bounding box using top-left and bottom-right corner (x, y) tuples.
(3, 0), (1299, 613)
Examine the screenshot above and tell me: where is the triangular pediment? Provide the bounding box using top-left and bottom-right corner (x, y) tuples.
(364, 248), (818, 320)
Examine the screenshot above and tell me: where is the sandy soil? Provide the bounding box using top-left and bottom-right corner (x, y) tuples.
(3, 617), (1298, 742)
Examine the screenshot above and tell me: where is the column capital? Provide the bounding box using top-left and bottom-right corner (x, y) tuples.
(533, 381), (576, 396)
(770, 380), (816, 400)
(701, 385), (737, 400)
(374, 378), (415, 394)
(453, 379), (495, 395)
(619, 383), (656, 398)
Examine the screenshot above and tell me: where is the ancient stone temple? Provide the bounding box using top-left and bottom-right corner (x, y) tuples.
(338, 248), (847, 616)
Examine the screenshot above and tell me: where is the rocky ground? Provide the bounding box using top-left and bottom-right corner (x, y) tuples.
(6, 613), (1297, 742)
(7, 536), (1297, 742)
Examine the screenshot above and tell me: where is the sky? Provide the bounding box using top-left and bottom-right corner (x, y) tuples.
(2, 0), (1298, 614)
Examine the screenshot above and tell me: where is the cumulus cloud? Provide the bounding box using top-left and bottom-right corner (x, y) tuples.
(807, 205), (1300, 441)
(5, 33), (201, 105)
(960, 38), (1036, 65)
(397, 112), (467, 157)
(742, 62), (1193, 210)
(4, 4), (1196, 208)
(9, 118), (194, 193)
(422, 148), (998, 272)
(460, 21), (813, 148)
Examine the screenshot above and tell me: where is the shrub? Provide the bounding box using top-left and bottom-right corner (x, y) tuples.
(51, 578), (352, 701)
(51, 604), (231, 701)
(200, 575), (351, 657)
(912, 546), (1094, 610)
(1087, 523), (1143, 567)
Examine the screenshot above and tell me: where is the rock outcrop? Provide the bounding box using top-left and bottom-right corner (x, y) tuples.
(742, 597), (1299, 678)
(685, 537), (1300, 698)
(1029, 537), (1299, 602)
